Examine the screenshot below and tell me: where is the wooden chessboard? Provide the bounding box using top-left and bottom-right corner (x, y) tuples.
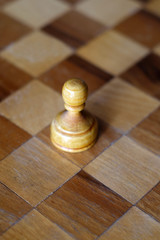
(0, 0), (160, 239)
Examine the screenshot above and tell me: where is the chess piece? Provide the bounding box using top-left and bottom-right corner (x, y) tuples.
(51, 79), (98, 153)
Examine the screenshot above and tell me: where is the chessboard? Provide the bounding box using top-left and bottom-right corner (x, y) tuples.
(0, 0), (160, 239)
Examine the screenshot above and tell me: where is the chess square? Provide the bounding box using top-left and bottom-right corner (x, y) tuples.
(0, 137), (79, 206)
(121, 53), (160, 99)
(115, 10), (160, 48)
(76, 0), (140, 27)
(146, 0), (160, 17)
(37, 118), (121, 167)
(84, 136), (160, 203)
(0, 80), (63, 135)
(0, 12), (31, 50)
(0, 31), (72, 77)
(0, 210), (73, 240)
(37, 171), (131, 240)
(98, 207), (160, 240)
(43, 10), (106, 48)
(3, 0), (70, 28)
(0, 57), (32, 101)
(0, 116), (31, 161)
(40, 55), (113, 95)
(87, 78), (159, 132)
(129, 107), (160, 155)
(137, 182), (160, 222)
(78, 30), (148, 75)
(0, 183), (31, 234)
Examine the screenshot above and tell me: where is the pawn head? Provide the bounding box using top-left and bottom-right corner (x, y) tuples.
(62, 79), (88, 107)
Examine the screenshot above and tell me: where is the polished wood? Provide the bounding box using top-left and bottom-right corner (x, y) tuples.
(99, 207), (160, 240)
(84, 136), (160, 204)
(43, 10), (106, 48)
(115, 10), (160, 48)
(0, 116), (31, 161)
(0, 210), (73, 240)
(137, 182), (160, 222)
(40, 55), (112, 95)
(37, 171), (131, 240)
(0, 183), (31, 234)
(129, 107), (160, 155)
(51, 79), (98, 152)
(0, 138), (79, 206)
(121, 53), (160, 99)
(0, 57), (32, 101)
(37, 118), (121, 167)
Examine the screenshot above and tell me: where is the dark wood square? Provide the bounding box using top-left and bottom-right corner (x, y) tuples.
(115, 10), (160, 48)
(121, 53), (160, 99)
(0, 183), (31, 234)
(40, 55), (112, 95)
(0, 12), (31, 50)
(0, 57), (32, 101)
(37, 171), (131, 240)
(137, 182), (160, 222)
(129, 107), (160, 155)
(61, 0), (84, 4)
(42, 10), (106, 48)
(37, 118), (121, 168)
(0, 116), (31, 161)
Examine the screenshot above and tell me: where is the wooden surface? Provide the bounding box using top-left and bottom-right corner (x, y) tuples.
(0, 0), (160, 239)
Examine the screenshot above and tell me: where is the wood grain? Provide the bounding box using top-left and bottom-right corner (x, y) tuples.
(37, 118), (121, 167)
(76, 0), (140, 27)
(84, 136), (160, 204)
(115, 10), (160, 48)
(0, 12), (31, 50)
(78, 30), (148, 75)
(0, 80), (63, 135)
(0, 116), (31, 161)
(1, 31), (72, 77)
(0, 57), (32, 101)
(129, 107), (160, 155)
(0, 137), (79, 206)
(99, 207), (160, 240)
(3, 0), (70, 28)
(37, 171), (131, 240)
(121, 53), (160, 99)
(0, 183), (31, 234)
(87, 78), (159, 132)
(40, 55), (112, 95)
(0, 210), (73, 240)
(43, 10), (106, 48)
(137, 182), (160, 222)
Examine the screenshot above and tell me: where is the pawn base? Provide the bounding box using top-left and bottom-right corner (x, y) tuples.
(50, 110), (98, 153)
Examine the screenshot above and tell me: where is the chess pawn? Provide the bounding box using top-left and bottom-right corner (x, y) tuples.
(51, 79), (98, 153)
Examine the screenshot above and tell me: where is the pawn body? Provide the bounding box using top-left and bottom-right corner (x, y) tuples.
(51, 79), (98, 153)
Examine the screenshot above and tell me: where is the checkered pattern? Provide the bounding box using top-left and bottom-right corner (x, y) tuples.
(0, 0), (160, 239)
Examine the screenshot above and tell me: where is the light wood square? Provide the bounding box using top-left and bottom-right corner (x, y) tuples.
(87, 78), (159, 132)
(3, 0), (70, 28)
(99, 207), (160, 240)
(0, 80), (63, 135)
(76, 0), (140, 27)
(78, 30), (148, 75)
(146, 0), (160, 17)
(0, 138), (79, 206)
(0, 210), (73, 240)
(84, 136), (160, 204)
(0, 31), (72, 77)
